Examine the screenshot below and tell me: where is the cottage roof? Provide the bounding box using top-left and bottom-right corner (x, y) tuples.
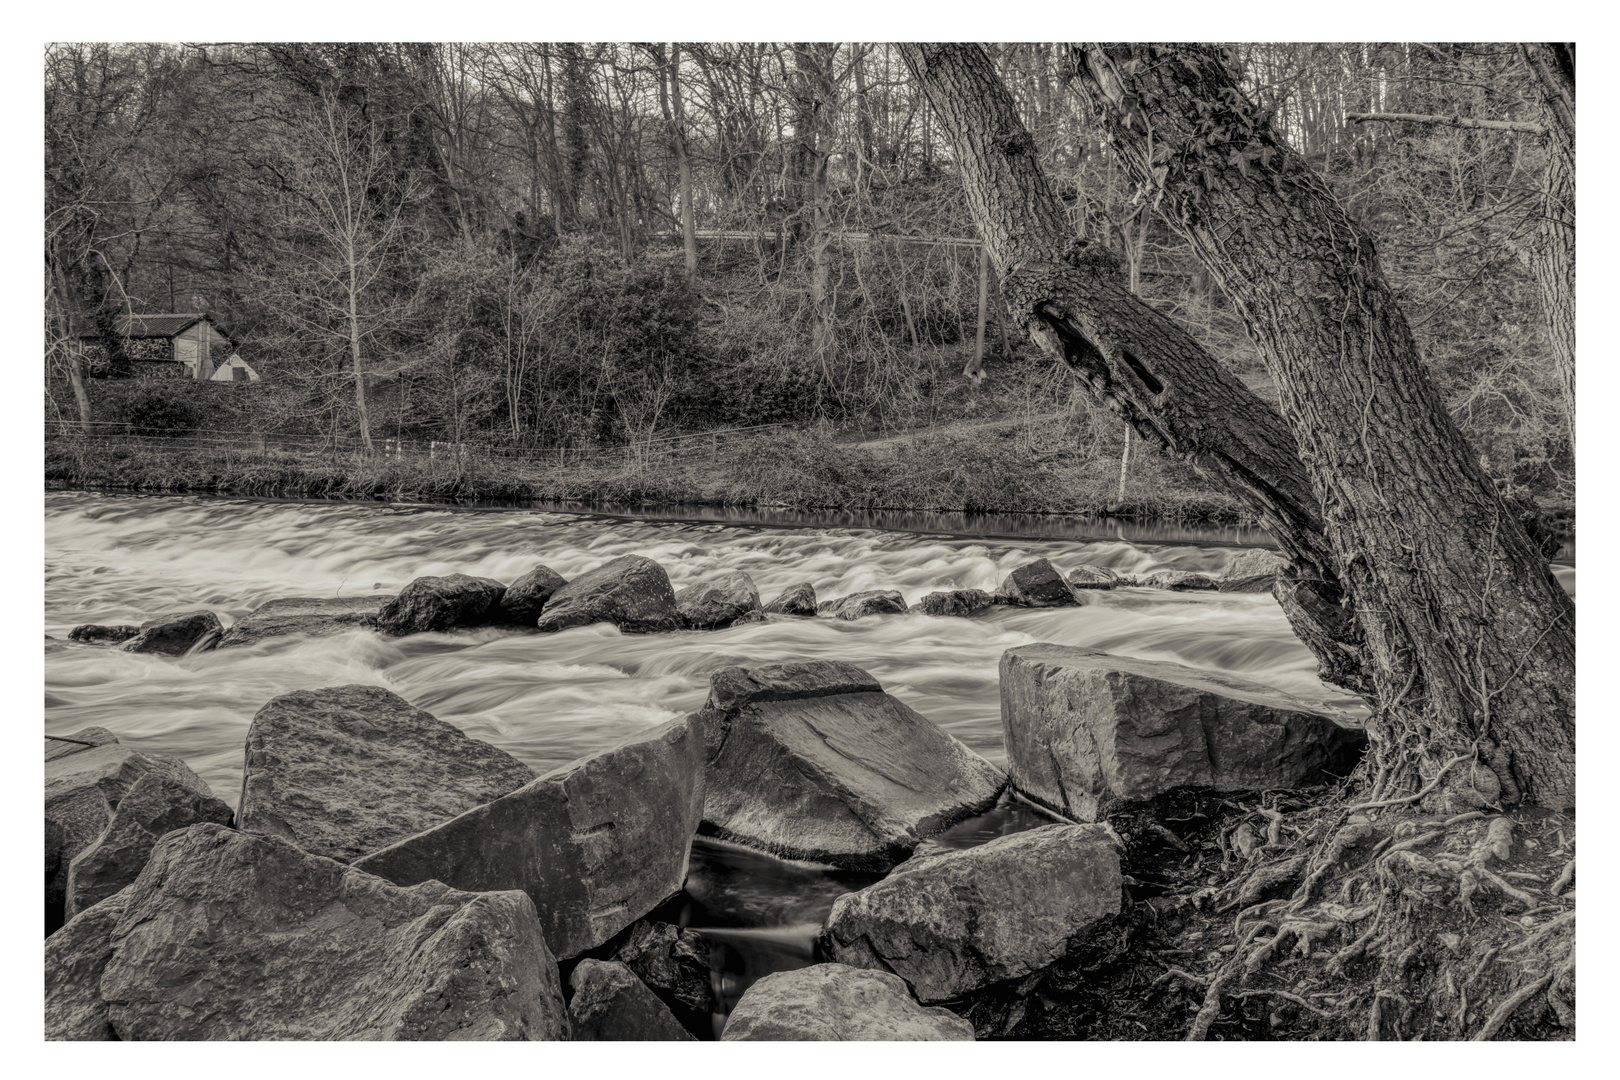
(72, 313), (236, 344)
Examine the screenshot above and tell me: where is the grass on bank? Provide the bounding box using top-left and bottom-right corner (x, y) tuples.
(45, 421), (1249, 521)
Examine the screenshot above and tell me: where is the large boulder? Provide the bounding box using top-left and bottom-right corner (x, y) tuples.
(354, 718), (703, 960)
(535, 555), (680, 634)
(762, 582), (817, 617)
(71, 824), (569, 1040)
(67, 624), (139, 645)
(44, 889), (130, 1040)
(1067, 565), (1120, 590)
(497, 564), (568, 625)
(218, 595), (392, 649)
(1000, 644), (1368, 820)
(676, 570), (764, 630)
(376, 573), (506, 635)
(917, 589), (994, 618)
(819, 590), (908, 621)
(237, 684), (536, 863)
(568, 960), (696, 1041)
(995, 559), (1080, 607)
(1139, 569), (1218, 592)
(614, 920), (715, 1019)
(65, 770), (234, 920)
(118, 610), (223, 655)
(721, 964), (974, 1041)
(690, 662), (1006, 871)
(822, 824), (1122, 1002)
(1218, 548), (1287, 594)
(46, 742), (214, 930)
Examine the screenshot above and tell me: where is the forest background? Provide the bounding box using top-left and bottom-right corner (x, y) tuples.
(43, 39), (1574, 520)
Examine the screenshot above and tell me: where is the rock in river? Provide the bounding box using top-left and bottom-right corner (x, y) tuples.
(568, 959), (695, 1041)
(65, 768), (234, 920)
(819, 590), (908, 621)
(676, 570), (764, 630)
(535, 554), (680, 634)
(237, 684), (536, 863)
(614, 919), (715, 1018)
(67, 624), (139, 645)
(690, 661), (1005, 871)
(1067, 565), (1120, 590)
(822, 824), (1122, 1002)
(354, 718), (703, 960)
(497, 563), (568, 625)
(1000, 644), (1367, 820)
(995, 559), (1080, 607)
(762, 582), (817, 617)
(721, 964), (974, 1041)
(118, 610), (223, 655)
(218, 595), (392, 648)
(917, 589), (994, 618)
(376, 573), (507, 635)
(52, 823), (568, 1040)
(1139, 569), (1219, 592)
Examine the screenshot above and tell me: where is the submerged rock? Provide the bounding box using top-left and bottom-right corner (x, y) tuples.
(676, 570), (764, 630)
(497, 564), (568, 625)
(1066, 565), (1120, 590)
(84, 824), (569, 1040)
(65, 769), (234, 920)
(1000, 644), (1367, 820)
(44, 889), (130, 1040)
(691, 661), (1005, 871)
(822, 824), (1122, 1002)
(67, 624), (139, 645)
(218, 595), (392, 648)
(237, 684), (536, 863)
(118, 610), (223, 655)
(1139, 570), (1219, 592)
(536, 554), (680, 634)
(376, 573), (506, 635)
(917, 589), (994, 618)
(568, 960), (695, 1041)
(354, 718), (703, 960)
(995, 559), (1080, 607)
(762, 582), (817, 617)
(722, 964), (974, 1041)
(46, 742), (213, 930)
(614, 920), (715, 1018)
(820, 590), (908, 621)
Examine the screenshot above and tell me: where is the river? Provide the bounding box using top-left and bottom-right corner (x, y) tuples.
(42, 490), (1574, 1029)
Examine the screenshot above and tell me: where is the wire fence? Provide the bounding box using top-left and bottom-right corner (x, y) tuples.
(44, 420), (790, 469)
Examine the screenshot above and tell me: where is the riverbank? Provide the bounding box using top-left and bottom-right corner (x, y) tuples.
(45, 422), (1252, 522)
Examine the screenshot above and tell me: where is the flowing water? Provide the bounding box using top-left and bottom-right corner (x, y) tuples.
(42, 490), (1573, 1027)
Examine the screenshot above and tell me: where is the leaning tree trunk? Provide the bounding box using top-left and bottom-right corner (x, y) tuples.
(895, 43), (1371, 697)
(1071, 43), (1574, 809)
(1520, 42), (1576, 459)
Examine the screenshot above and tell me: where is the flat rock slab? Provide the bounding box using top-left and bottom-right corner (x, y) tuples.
(46, 744), (212, 920)
(119, 610), (223, 655)
(822, 824), (1122, 1002)
(996, 559), (1080, 607)
(354, 718), (703, 960)
(536, 554), (680, 634)
(676, 570), (764, 630)
(1140, 570), (1218, 592)
(692, 661), (1005, 871)
(45, 727), (118, 763)
(377, 574), (506, 635)
(237, 684), (536, 863)
(56, 823), (568, 1041)
(568, 960), (695, 1041)
(820, 590), (908, 620)
(498, 564), (568, 625)
(1000, 644), (1367, 820)
(66, 769), (234, 920)
(762, 582), (817, 617)
(917, 589), (994, 617)
(218, 595), (392, 648)
(721, 964), (974, 1041)
(67, 625), (139, 645)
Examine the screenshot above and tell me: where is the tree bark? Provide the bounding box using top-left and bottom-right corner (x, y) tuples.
(1071, 43), (1574, 809)
(793, 44), (838, 368)
(1520, 43), (1576, 458)
(896, 43), (1369, 698)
